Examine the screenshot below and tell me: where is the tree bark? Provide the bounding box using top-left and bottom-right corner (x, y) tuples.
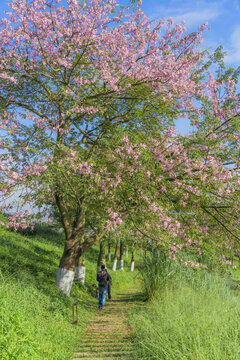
(56, 233), (83, 296)
(97, 240), (106, 272)
(108, 241), (111, 261)
(55, 192), (107, 295)
(56, 230), (107, 295)
(130, 250), (135, 271)
(120, 240), (124, 270)
(55, 193), (85, 295)
(112, 240), (119, 271)
(76, 254), (85, 285)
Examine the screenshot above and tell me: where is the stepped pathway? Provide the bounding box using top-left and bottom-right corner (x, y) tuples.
(73, 289), (143, 360)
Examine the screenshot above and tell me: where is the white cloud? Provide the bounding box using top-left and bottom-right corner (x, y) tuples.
(148, 1), (223, 29)
(173, 8), (221, 28)
(224, 25), (240, 64)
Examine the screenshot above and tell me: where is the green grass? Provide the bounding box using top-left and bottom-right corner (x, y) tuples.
(0, 225), (93, 359)
(0, 275), (79, 360)
(128, 255), (240, 360)
(0, 224), (141, 359)
(3, 223), (238, 360)
(106, 263), (141, 295)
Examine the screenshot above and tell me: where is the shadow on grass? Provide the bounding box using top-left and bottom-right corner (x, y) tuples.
(0, 235), (58, 274)
(14, 223), (65, 246)
(111, 294), (146, 302)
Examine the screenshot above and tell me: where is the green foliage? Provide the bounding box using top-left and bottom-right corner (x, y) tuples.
(0, 210), (7, 223)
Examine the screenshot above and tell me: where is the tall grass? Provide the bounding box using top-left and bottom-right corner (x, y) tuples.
(138, 251), (177, 299)
(129, 253), (240, 360)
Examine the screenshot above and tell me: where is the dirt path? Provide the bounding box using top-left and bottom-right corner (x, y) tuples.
(72, 289), (143, 360)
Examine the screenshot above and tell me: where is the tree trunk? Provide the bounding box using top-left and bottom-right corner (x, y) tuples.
(56, 236), (80, 296)
(130, 250), (135, 272)
(125, 245), (128, 258)
(76, 254), (85, 285)
(108, 241), (111, 262)
(97, 240), (106, 272)
(112, 241), (119, 271)
(56, 231), (105, 295)
(120, 240), (124, 270)
(55, 193), (85, 296)
(55, 193), (106, 296)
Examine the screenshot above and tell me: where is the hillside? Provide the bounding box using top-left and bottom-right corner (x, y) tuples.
(0, 225), (139, 360)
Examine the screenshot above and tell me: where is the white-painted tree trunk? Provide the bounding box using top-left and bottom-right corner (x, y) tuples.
(56, 268), (75, 296)
(120, 259), (124, 270)
(76, 266), (86, 285)
(108, 251), (111, 261)
(112, 259), (117, 271)
(130, 261), (135, 272)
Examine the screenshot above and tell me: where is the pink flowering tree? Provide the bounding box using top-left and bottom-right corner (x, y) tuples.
(0, 0), (240, 294)
(109, 127), (240, 261)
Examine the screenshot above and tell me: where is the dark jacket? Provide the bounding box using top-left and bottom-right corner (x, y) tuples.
(97, 269), (111, 287)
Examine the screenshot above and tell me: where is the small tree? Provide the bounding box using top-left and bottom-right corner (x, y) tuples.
(112, 240), (120, 271)
(130, 250), (135, 272)
(119, 240), (124, 270)
(97, 239), (106, 272)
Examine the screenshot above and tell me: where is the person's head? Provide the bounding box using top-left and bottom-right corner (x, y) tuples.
(101, 264), (106, 270)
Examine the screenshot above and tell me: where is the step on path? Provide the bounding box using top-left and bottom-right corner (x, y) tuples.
(73, 289), (142, 360)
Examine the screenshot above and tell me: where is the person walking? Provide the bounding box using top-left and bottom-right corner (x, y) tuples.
(97, 264), (112, 309)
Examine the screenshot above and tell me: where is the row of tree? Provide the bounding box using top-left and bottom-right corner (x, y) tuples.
(0, 0), (240, 295)
(76, 240), (136, 286)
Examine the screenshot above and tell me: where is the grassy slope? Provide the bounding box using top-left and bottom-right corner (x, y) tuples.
(0, 225), (140, 360)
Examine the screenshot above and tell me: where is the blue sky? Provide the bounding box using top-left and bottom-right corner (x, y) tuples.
(0, 0), (239, 134)
(139, 0), (240, 66)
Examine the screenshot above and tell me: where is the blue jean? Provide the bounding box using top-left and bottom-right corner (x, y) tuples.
(98, 285), (108, 308)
